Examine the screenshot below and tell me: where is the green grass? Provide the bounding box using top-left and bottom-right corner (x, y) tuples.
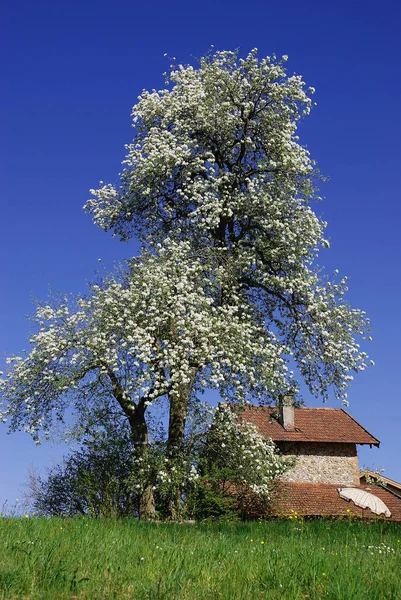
(1, 518), (400, 599)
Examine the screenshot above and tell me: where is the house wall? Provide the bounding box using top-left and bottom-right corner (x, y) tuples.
(277, 442), (360, 486)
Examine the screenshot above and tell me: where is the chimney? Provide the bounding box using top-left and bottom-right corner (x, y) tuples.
(278, 394), (295, 430)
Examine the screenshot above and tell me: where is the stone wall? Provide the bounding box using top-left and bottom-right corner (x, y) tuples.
(278, 442), (360, 486)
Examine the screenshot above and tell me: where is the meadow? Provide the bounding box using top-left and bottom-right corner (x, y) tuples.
(1, 517), (400, 599)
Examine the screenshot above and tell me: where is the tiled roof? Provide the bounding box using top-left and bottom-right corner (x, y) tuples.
(267, 483), (401, 521)
(236, 406), (380, 446)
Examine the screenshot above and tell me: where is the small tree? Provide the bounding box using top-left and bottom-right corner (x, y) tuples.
(191, 403), (290, 519)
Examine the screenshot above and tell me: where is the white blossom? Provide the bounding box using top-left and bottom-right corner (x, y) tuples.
(0, 239), (286, 440)
(84, 49), (371, 403)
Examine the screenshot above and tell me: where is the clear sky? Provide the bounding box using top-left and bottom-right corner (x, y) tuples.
(1, 0), (400, 509)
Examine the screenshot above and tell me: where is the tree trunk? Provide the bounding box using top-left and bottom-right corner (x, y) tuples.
(166, 379), (194, 519)
(129, 403), (156, 520)
(105, 364), (156, 520)
(139, 483), (156, 520)
(167, 391), (188, 457)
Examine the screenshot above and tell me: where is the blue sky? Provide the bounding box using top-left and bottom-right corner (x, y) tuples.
(1, 0), (400, 508)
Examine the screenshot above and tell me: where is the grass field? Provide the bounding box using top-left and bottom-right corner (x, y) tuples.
(1, 517), (400, 599)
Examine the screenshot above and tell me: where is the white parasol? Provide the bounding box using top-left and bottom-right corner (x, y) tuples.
(337, 488), (391, 517)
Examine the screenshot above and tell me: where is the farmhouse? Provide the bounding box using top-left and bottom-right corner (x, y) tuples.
(236, 400), (401, 521)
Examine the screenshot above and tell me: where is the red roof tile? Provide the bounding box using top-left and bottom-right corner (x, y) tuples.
(236, 406), (380, 446)
(267, 483), (401, 521)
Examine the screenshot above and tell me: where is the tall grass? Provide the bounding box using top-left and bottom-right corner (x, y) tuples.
(1, 518), (400, 599)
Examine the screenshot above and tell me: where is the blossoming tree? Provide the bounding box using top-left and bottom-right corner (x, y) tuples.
(196, 403), (291, 518)
(85, 49), (371, 457)
(1, 49), (371, 518)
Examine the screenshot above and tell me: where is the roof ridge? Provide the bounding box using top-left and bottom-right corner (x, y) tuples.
(294, 407), (342, 411)
(243, 405), (346, 411)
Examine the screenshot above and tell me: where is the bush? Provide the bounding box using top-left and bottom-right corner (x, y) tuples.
(28, 427), (138, 517)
